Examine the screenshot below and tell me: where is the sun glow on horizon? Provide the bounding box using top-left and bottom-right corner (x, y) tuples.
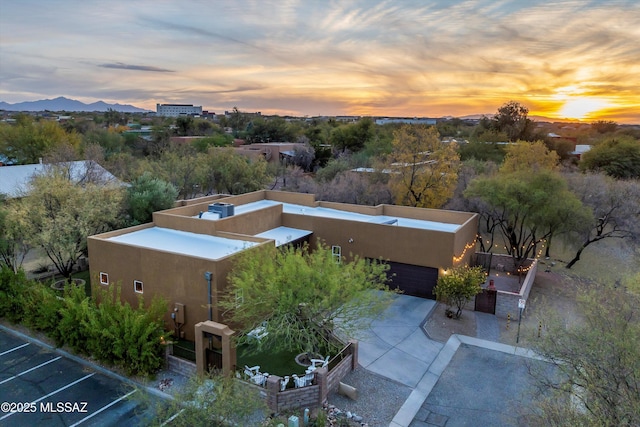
(558, 97), (610, 121)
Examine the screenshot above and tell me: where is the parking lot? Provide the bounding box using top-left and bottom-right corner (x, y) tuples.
(0, 328), (160, 426)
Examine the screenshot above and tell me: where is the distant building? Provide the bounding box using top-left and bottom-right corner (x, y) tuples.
(570, 144), (592, 160)
(375, 117), (437, 126)
(0, 160), (123, 198)
(156, 104), (202, 117)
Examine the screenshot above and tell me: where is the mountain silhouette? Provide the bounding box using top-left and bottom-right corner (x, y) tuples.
(0, 96), (149, 113)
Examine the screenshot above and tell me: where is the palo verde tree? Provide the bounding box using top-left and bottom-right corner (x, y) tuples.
(434, 265), (486, 319)
(220, 243), (395, 355)
(21, 167), (124, 278)
(0, 196), (32, 273)
(528, 283), (640, 426)
(386, 124), (460, 208)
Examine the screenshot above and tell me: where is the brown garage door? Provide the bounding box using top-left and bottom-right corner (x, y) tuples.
(380, 261), (439, 299)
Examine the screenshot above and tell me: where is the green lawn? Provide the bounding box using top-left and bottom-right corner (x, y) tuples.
(237, 345), (308, 378)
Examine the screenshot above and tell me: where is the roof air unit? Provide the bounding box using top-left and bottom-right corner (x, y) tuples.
(208, 202), (235, 218)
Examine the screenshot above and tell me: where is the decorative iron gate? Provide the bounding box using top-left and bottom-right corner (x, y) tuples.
(475, 289), (497, 314)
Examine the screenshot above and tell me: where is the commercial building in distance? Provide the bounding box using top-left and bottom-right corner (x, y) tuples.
(156, 103), (203, 117)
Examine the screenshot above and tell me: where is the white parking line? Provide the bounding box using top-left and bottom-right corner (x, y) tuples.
(0, 373), (95, 421)
(0, 356), (62, 385)
(0, 343), (30, 357)
(69, 389), (137, 426)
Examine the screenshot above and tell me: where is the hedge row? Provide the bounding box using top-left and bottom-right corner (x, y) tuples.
(0, 267), (168, 376)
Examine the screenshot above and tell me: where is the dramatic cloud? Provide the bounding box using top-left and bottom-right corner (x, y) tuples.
(0, 0), (638, 123)
(99, 63), (174, 72)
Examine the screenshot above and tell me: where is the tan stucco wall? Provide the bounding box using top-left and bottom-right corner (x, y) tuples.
(88, 190), (478, 340)
(88, 234), (254, 341)
(282, 214), (456, 268)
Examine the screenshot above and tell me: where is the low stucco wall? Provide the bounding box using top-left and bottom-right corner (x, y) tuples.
(495, 259), (537, 320)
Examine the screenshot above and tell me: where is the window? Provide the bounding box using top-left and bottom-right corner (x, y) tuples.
(332, 245), (342, 264)
(99, 272), (109, 285)
(134, 280), (143, 294)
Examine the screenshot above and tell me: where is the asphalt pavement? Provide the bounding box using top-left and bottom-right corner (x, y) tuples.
(0, 326), (166, 426)
(355, 295), (552, 427)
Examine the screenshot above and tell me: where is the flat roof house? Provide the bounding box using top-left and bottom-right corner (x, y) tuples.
(88, 190), (478, 341)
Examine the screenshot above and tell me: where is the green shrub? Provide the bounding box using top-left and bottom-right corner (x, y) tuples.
(55, 285), (94, 352)
(0, 267), (28, 322)
(0, 268), (168, 377)
(86, 285), (168, 375)
(22, 284), (63, 332)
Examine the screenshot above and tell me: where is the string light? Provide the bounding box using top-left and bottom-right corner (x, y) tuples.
(452, 238), (477, 264)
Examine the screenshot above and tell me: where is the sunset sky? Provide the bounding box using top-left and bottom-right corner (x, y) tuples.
(1, 1), (639, 123)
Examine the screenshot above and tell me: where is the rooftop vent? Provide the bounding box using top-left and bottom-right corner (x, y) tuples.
(208, 202), (235, 218)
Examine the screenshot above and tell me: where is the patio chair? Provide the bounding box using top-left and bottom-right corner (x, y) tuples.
(244, 365), (260, 379)
(292, 374), (306, 388)
(305, 365), (316, 374)
(280, 375), (290, 391)
(303, 371), (315, 386)
(310, 355), (329, 368)
(251, 372), (268, 387)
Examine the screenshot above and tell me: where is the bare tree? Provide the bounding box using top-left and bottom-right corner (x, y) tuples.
(564, 173), (640, 268)
(528, 283), (640, 425)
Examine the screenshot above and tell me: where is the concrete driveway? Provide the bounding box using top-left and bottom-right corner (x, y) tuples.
(356, 295), (552, 427)
(356, 295), (442, 388)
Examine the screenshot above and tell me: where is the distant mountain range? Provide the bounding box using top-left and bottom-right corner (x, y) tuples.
(0, 97), (149, 113)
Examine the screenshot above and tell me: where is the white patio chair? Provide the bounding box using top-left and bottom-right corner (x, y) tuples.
(303, 371), (315, 386)
(251, 371), (268, 387)
(310, 355), (329, 368)
(280, 375), (290, 391)
(292, 374), (306, 388)
(244, 365), (260, 379)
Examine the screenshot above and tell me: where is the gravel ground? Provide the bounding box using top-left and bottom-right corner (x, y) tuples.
(326, 367), (412, 427)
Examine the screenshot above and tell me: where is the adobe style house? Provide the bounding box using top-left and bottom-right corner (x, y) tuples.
(88, 190), (478, 341)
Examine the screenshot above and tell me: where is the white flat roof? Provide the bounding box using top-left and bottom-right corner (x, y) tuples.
(108, 227), (257, 260)
(196, 199), (460, 232)
(254, 226), (313, 246)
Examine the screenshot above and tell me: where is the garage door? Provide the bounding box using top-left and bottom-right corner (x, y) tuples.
(384, 261), (439, 299)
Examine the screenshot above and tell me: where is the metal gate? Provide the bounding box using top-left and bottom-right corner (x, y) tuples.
(206, 348), (223, 371)
(474, 289), (497, 314)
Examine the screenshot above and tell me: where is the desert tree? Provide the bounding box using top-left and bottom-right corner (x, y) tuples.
(528, 283), (640, 426)
(200, 147), (270, 195)
(465, 170), (589, 270)
(21, 170), (124, 278)
(387, 125), (460, 208)
(125, 172), (178, 225)
(491, 100), (535, 142)
(140, 371), (269, 427)
(563, 172), (640, 268)
(0, 196), (32, 272)
(499, 140), (559, 174)
(220, 243), (395, 356)
(579, 136), (640, 179)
